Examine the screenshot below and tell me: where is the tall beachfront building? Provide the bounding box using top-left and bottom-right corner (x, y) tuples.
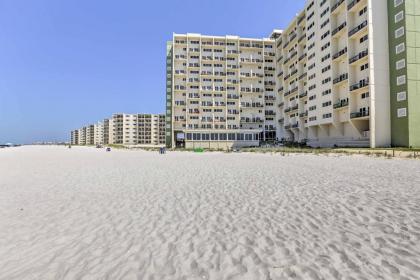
(111, 113), (166, 146)
(70, 130), (79, 145)
(387, 0), (420, 148)
(166, 1), (419, 149)
(274, 0), (391, 148)
(166, 33), (277, 149)
(71, 114), (165, 146)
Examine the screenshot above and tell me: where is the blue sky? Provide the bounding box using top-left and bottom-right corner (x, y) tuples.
(0, 0), (305, 144)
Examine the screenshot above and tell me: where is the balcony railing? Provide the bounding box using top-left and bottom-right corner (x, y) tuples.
(348, 0), (362, 11)
(299, 111), (308, 118)
(297, 15), (305, 25)
(350, 78), (369, 91)
(299, 91), (308, 98)
(334, 99), (349, 109)
(333, 73), (348, 84)
(331, 0), (345, 13)
(332, 21), (347, 37)
(351, 110), (370, 119)
(349, 49), (369, 64)
(333, 47), (348, 60)
(298, 34), (306, 43)
(349, 20), (368, 37)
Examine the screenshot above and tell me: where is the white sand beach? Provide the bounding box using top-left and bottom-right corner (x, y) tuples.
(1, 146), (420, 280)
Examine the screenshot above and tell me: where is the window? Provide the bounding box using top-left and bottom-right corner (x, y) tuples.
(394, 0), (404, 7)
(361, 92), (370, 99)
(396, 59), (406, 70)
(395, 26), (405, 38)
(361, 63), (369, 71)
(397, 91), (407, 102)
(397, 75), (406, 86)
(397, 108), (407, 118)
(396, 43), (405, 54)
(395, 11), (404, 23)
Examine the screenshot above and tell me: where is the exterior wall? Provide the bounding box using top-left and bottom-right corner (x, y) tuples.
(388, 0), (420, 147)
(274, 0), (391, 148)
(93, 123), (104, 145)
(369, 0), (391, 147)
(169, 33), (276, 148)
(166, 42), (173, 148)
(72, 114), (164, 147)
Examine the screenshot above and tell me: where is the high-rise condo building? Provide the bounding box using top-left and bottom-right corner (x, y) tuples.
(166, 33), (277, 149)
(166, 0), (419, 148)
(70, 130), (79, 145)
(70, 114), (165, 147)
(274, 0), (391, 148)
(111, 113), (166, 146)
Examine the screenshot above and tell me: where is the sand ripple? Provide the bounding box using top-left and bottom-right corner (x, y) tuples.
(0, 146), (420, 279)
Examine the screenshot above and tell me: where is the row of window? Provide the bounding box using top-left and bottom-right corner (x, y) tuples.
(186, 132), (259, 141)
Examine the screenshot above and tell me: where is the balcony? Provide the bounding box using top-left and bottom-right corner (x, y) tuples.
(349, 49), (368, 65)
(334, 99), (349, 109)
(278, 118), (284, 124)
(299, 91), (308, 99)
(240, 58), (262, 64)
(241, 118), (264, 123)
(265, 96), (276, 101)
(332, 47), (348, 61)
(299, 111), (308, 118)
(284, 87), (298, 97)
(348, 0), (363, 12)
(349, 20), (368, 38)
(332, 21), (347, 38)
(297, 15), (305, 25)
(350, 78), (369, 92)
(292, 123), (299, 129)
(351, 110), (370, 119)
(298, 34), (306, 44)
(333, 73), (348, 85)
(299, 53), (307, 61)
(241, 103), (264, 108)
(331, 0), (345, 14)
(299, 72), (307, 80)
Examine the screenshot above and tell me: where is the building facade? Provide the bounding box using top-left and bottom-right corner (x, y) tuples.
(166, 33), (277, 149)
(71, 114), (165, 147)
(70, 130), (79, 145)
(274, 0), (391, 148)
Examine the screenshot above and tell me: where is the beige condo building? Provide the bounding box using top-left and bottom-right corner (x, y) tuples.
(274, 0), (390, 148)
(111, 113), (165, 146)
(166, 33), (277, 149)
(70, 113), (165, 147)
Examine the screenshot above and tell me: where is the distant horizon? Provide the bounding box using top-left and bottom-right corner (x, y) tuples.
(0, 0), (305, 144)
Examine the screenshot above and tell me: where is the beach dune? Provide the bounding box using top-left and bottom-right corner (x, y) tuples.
(0, 146), (420, 280)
